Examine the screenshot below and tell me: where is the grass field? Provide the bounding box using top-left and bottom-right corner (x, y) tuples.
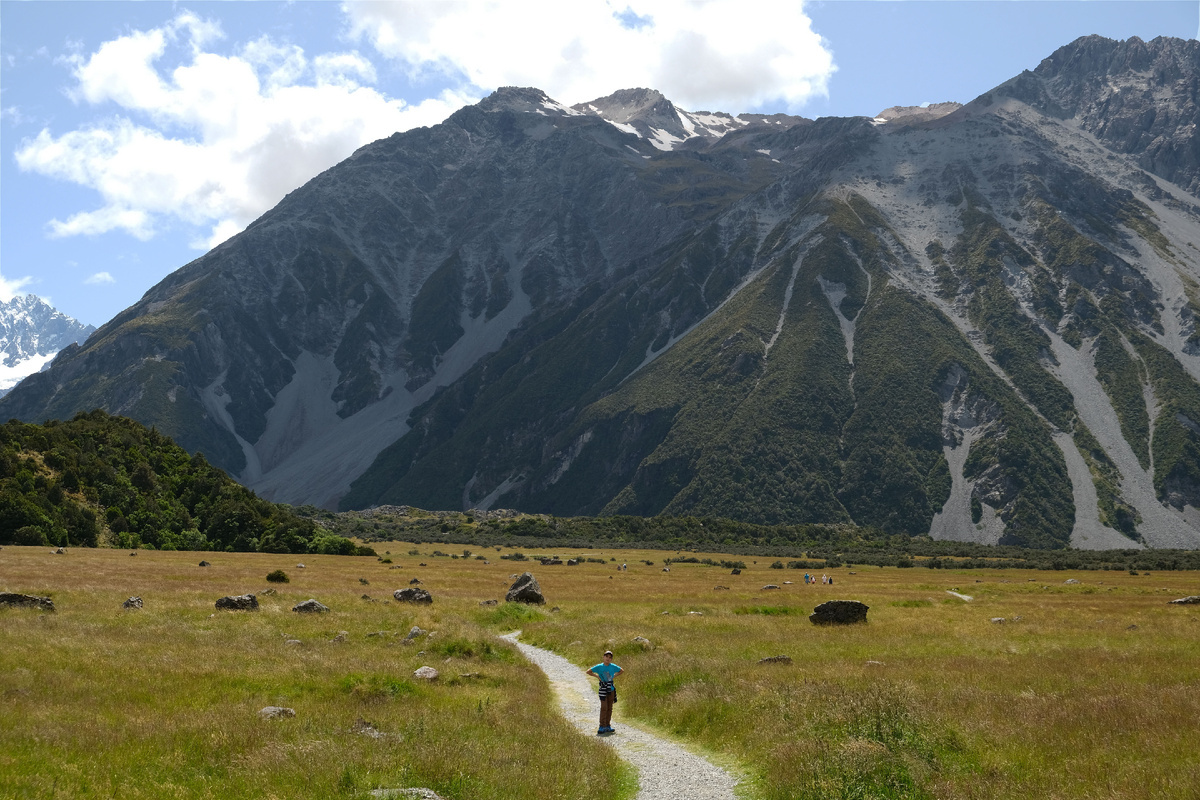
(2, 543), (1198, 799)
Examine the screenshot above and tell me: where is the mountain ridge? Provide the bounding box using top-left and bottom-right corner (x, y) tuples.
(5, 35), (1200, 550)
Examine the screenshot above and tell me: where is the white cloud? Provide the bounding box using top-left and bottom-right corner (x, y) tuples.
(15, 12), (477, 250)
(84, 272), (116, 285)
(344, 0), (835, 112)
(0, 272), (34, 302)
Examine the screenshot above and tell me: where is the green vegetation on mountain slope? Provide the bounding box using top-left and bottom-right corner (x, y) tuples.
(0, 410), (364, 554)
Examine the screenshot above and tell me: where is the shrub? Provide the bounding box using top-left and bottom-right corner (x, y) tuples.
(266, 569), (289, 583)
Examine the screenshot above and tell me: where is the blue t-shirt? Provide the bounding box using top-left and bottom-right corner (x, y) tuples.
(591, 663), (622, 682)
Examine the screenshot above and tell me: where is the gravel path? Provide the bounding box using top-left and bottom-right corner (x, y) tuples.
(499, 631), (738, 800)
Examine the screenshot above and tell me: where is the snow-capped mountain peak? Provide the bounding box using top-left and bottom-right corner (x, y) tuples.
(0, 295), (95, 396)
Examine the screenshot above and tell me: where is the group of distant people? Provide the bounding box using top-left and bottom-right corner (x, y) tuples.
(803, 572), (832, 585)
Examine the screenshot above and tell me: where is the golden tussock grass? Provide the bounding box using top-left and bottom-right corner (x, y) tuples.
(2, 542), (1198, 799)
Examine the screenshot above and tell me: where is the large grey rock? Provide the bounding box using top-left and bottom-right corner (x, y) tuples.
(394, 587), (433, 604)
(809, 600), (869, 625)
(292, 599), (329, 613)
(1169, 595), (1200, 605)
(0, 593), (54, 611)
(413, 666), (439, 680)
(122, 596), (143, 610)
(215, 594), (259, 611)
(259, 706), (295, 719)
(505, 572), (545, 605)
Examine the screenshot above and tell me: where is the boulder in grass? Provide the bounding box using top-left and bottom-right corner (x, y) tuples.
(215, 594), (259, 611)
(1170, 596), (1200, 605)
(123, 596), (143, 610)
(394, 587), (433, 604)
(632, 636), (653, 649)
(413, 666), (439, 681)
(292, 599), (329, 613)
(0, 593), (55, 612)
(809, 600), (869, 625)
(259, 706), (295, 719)
(505, 572), (545, 605)
(199, 560), (211, 567)
(758, 655), (793, 665)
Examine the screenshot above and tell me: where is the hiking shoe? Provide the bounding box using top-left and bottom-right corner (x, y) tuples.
(598, 727), (606, 735)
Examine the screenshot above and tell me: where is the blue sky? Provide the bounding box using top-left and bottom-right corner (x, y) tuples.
(2, 1), (1197, 328)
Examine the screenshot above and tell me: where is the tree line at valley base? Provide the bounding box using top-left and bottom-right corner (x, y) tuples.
(298, 505), (1200, 573)
(0, 410), (370, 555)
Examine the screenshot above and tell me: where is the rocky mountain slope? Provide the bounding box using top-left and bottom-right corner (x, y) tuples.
(0, 295), (94, 397)
(4, 35), (1199, 550)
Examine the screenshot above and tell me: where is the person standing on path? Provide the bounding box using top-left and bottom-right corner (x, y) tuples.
(586, 650), (623, 735)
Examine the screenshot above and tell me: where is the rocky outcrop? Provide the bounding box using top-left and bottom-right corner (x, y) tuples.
(393, 588), (432, 604)
(292, 599), (329, 613)
(1169, 595), (1200, 605)
(809, 600), (869, 625)
(505, 572), (545, 605)
(215, 594), (259, 611)
(0, 593), (55, 611)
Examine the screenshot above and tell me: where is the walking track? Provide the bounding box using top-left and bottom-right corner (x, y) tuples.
(500, 631), (738, 800)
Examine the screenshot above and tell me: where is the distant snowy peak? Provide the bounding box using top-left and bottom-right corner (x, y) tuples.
(572, 88), (808, 151)
(0, 295), (94, 395)
(480, 86), (583, 117)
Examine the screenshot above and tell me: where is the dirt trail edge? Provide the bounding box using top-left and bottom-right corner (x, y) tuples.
(500, 631), (739, 800)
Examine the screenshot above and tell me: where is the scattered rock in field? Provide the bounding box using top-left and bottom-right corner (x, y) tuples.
(129, 551), (137, 556)
(551, 606), (560, 613)
(54, 548), (65, 554)
(215, 594), (258, 611)
(285, 639), (301, 646)
(394, 588), (433, 604)
(409, 578), (422, 585)
(714, 586), (729, 591)
(404, 626), (427, 642)
(758, 655), (792, 665)
(1064, 579), (1080, 585)
(783, 581), (793, 584)
(662, 567), (670, 572)
(809, 600), (869, 625)
(199, 560), (211, 567)
(762, 584), (780, 590)
(352, 717), (385, 739)
(506, 572), (545, 605)
(389, 565), (402, 569)
(296, 564), (306, 569)
(292, 599), (329, 613)
(260, 588), (277, 596)
(0, 593), (55, 612)
(731, 568), (741, 575)
(479, 599), (498, 606)
(567, 559), (579, 566)
(1127, 624), (1139, 630)
(990, 617), (1005, 624)
(865, 660), (886, 667)
(369, 788), (446, 800)
(419, 563), (427, 567)
(945, 591), (973, 601)
(1170, 596), (1200, 605)
(688, 611), (704, 615)
(259, 706), (295, 719)
(632, 636), (653, 649)
(122, 596), (143, 610)
(332, 631), (349, 643)
(362, 594), (372, 600)
(360, 578), (370, 585)
(459, 672), (482, 679)
(413, 666), (439, 680)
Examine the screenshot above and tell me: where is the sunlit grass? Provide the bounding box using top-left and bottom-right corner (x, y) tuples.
(3, 544), (1198, 799)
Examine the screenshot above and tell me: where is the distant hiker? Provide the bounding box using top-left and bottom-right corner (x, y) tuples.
(586, 650), (623, 734)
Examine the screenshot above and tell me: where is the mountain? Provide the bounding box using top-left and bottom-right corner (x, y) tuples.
(4, 35), (1199, 550)
(0, 295), (94, 398)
